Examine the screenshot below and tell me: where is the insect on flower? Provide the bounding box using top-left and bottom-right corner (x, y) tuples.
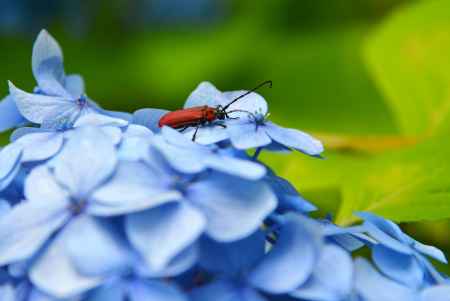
(158, 80), (272, 140)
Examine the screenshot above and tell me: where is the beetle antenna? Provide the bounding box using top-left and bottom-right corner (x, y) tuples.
(223, 80), (272, 111)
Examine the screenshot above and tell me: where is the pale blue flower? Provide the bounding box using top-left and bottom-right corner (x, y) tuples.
(357, 212), (447, 288)
(94, 145), (277, 271)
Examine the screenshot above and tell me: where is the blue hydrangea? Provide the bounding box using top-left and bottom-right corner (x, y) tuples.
(0, 29), (448, 301)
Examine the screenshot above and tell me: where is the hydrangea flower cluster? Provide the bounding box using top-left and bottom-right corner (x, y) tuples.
(0, 30), (449, 301)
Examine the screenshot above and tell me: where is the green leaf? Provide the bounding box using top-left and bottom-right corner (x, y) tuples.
(336, 135), (450, 225)
(365, 0), (450, 135)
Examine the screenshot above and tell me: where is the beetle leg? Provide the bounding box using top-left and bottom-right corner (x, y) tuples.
(192, 126), (200, 141)
(178, 126), (189, 133)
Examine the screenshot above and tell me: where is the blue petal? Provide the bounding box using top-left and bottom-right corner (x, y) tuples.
(0, 95), (26, 132)
(0, 198), (70, 265)
(51, 127), (117, 199)
(133, 108), (170, 132)
(99, 126), (123, 145)
(0, 200), (10, 217)
(64, 74), (85, 98)
(128, 280), (188, 301)
(357, 212), (407, 242)
(30, 224), (103, 299)
(0, 284), (15, 301)
(354, 258), (416, 301)
(91, 161), (181, 216)
(10, 127), (54, 142)
(412, 240), (447, 264)
(32, 30), (64, 83)
(101, 109), (133, 123)
(0, 143), (22, 180)
(372, 244), (424, 288)
(156, 127), (265, 179)
(32, 30), (70, 98)
(187, 174), (277, 242)
(249, 215), (322, 294)
(420, 285), (450, 301)
(126, 202), (205, 271)
(228, 122), (271, 149)
(15, 132), (63, 162)
(264, 172), (316, 213)
(65, 216), (132, 277)
(24, 165), (70, 204)
(9, 81), (76, 125)
(356, 212), (412, 255)
(122, 124), (154, 139)
(85, 282), (125, 301)
(301, 245), (353, 298)
(184, 82), (227, 108)
(223, 90), (268, 117)
(322, 223), (369, 252)
(73, 112), (128, 128)
(182, 125), (229, 145)
(118, 137), (151, 161)
(198, 230), (265, 277)
(190, 281), (267, 301)
(264, 122), (324, 156)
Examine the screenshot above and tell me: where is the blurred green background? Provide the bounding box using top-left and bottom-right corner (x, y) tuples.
(1, 0), (449, 271)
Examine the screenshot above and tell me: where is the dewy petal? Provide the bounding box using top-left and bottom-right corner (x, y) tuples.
(126, 202), (205, 271)
(420, 285), (450, 301)
(228, 123), (271, 150)
(128, 280), (188, 301)
(64, 74), (85, 99)
(223, 90), (268, 117)
(65, 215), (132, 277)
(184, 82), (227, 108)
(133, 108), (170, 133)
(91, 161), (181, 216)
(190, 280), (267, 301)
(249, 215), (322, 294)
(264, 122), (324, 156)
(354, 258), (416, 301)
(198, 231), (266, 277)
(0, 95), (26, 132)
(0, 199), (70, 265)
(187, 174), (277, 242)
(30, 224), (103, 299)
(372, 244), (424, 288)
(15, 132), (63, 162)
(51, 127), (117, 198)
(9, 81), (75, 124)
(32, 29), (65, 86)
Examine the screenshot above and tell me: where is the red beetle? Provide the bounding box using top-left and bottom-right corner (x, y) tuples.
(159, 81), (272, 140)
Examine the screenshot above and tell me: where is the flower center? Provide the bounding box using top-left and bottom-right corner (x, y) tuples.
(76, 95), (87, 107)
(68, 199), (87, 215)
